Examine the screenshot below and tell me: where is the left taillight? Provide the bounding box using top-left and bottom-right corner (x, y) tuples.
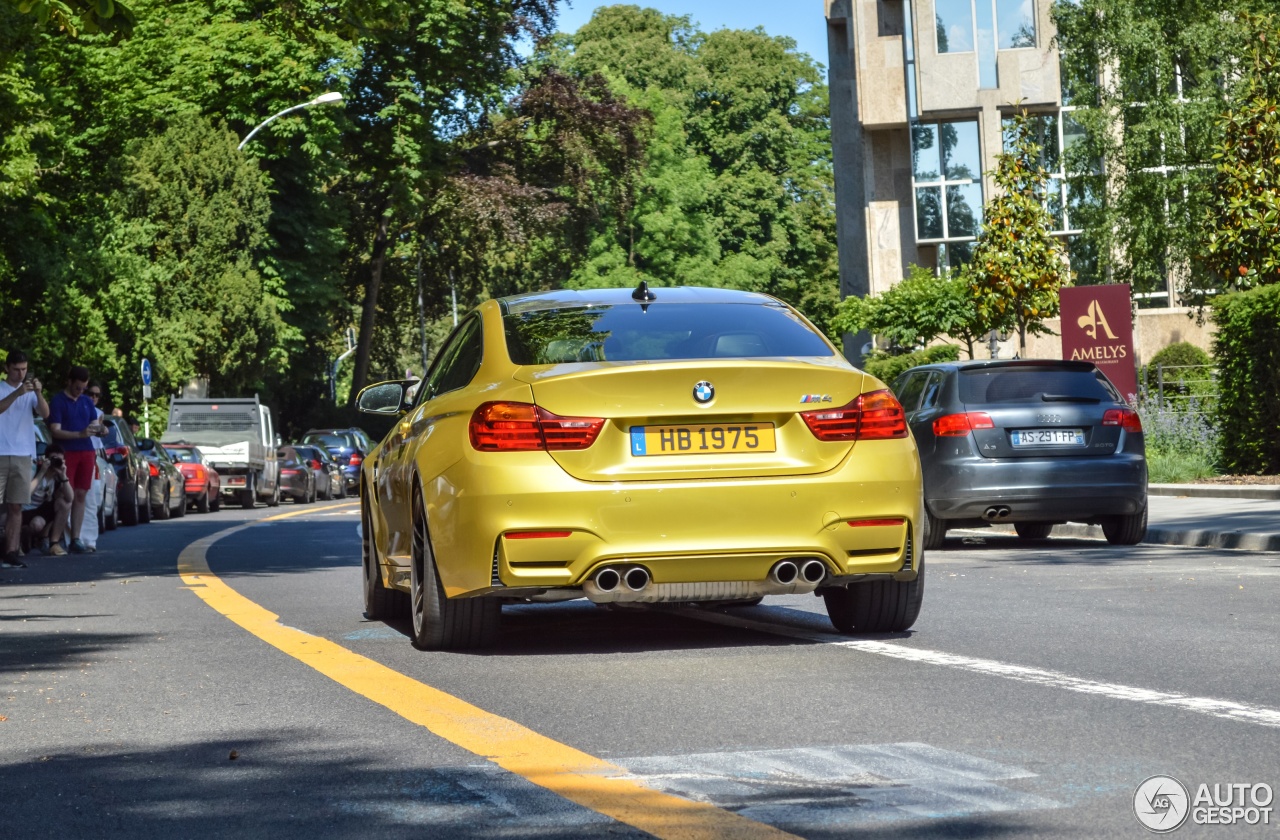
(470, 402), (605, 451)
(1103, 408), (1143, 433)
(148, 463), (158, 477)
(800, 389), (908, 441)
(349, 452), (363, 467)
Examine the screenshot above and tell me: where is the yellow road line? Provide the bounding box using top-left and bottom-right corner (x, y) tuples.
(178, 511), (796, 840)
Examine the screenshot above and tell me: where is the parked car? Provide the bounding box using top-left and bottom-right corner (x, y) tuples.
(298, 427), (372, 495)
(891, 359), (1148, 549)
(292, 444), (343, 500)
(356, 285), (924, 650)
(99, 415), (151, 526)
(137, 438), (186, 520)
(277, 445), (316, 503)
(163, 444), (222, 513)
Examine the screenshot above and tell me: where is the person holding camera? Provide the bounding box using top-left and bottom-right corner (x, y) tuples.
(47, 365), (104, 555)
(1, 350), (50, 569)
(24, 444), (73, 554)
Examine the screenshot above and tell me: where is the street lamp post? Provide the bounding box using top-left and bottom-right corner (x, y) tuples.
(238, 91), (343, 151)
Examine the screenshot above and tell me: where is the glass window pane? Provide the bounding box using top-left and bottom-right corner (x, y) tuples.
(996, 0), (1036, 49)
(911, 123), (941, 180)
(975, 0), (998, 88)
(916, 186), (944, 239)
(945, 240), (974, 269)
(1061, 111), (1086, 162)
(935, 0), (974, 53)
(942, 121), (981, 180)
(946, 183), (982, 237)
(1046, 176), (1065, 231)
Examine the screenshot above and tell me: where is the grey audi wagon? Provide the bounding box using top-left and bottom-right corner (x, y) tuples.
(892, 359), (1147, 549)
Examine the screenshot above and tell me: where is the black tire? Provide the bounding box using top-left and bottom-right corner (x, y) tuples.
(138, 481), (152, 524)
(1103, 503), (1148, 546)
(267, 484), (280, 507)
(120, 484), (139, 526)
(410, 488), (499, 650)
(105, 499), (118, 531)
(172, 488), (186, 517)
(362, 492), (406, 621)
(1014, 522), (1053, 540)
(211, 491), (222, 512)
(155, 484), (171, 520)
(196, 486), (210, 513)
(241, 475), (255, 509)
(921, 504), (946, 551)
(823, 559), (926, 634)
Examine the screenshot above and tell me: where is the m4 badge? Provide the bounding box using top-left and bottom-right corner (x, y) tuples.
(799, 394), (833, 403)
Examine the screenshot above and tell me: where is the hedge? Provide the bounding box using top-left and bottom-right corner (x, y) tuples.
(1211, 285), (1280, 474)
(861, 344), (962, 384)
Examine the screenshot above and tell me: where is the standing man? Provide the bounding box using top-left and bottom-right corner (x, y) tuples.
(47, 366), (105, 554)
(0, 350), (50, 568)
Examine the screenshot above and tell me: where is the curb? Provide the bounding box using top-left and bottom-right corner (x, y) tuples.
(981, 522), (1280, 552)
(1149, 483), (1280, 500)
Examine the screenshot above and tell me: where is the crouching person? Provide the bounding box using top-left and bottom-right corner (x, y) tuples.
(25, 444), (73, 555)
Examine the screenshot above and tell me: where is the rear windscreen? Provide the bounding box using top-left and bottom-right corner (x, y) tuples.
(304, 434), (347, 449)
(960, 367), (1119, 404)
(503, 302), (834, 365)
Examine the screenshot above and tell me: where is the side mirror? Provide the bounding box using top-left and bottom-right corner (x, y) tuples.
(108, 452), (125, 465)
(137, 437), (155, 451)
(357, 381), (409, 416)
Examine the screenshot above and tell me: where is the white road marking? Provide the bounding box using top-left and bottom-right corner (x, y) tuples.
(679, 609), (1280, 729)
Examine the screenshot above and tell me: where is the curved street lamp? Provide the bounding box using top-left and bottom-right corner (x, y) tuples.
(238, 91), (344, 151)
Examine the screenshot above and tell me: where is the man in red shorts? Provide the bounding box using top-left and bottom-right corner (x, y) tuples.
(47, 366), (107, 554)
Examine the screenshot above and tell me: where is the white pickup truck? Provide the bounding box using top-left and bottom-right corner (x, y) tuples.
(161, 396), (281, 508)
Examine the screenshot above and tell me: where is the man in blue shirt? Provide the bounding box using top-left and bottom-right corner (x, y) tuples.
(47, 366), (106, 554)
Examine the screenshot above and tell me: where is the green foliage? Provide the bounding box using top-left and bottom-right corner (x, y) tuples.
(1211, 284), (1280, 473)
(832, 264), (984, 357)
(2, 0), (135, 37)
(967, 110), (1070, 352)
(861, 344), (961, 384)
(1196, 13), (1280, 297)
(1135, 393), (1221, 481)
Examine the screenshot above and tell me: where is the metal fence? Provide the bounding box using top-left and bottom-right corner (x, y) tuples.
(1140, 363), (1219, 411)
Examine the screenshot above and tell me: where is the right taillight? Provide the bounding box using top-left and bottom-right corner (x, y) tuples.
(800, 389), (908, 441)
(932, 412), (995, 437)
(1103, 408), (1143, 433)
(470, 402), (605, 451)
(104, 445), (128, 458)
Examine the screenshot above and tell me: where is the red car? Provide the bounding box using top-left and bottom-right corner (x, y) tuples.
(163, 444), (222, 513)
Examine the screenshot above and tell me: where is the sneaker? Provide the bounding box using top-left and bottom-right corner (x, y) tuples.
(46, 543), (67, 557)
(69, 539), (87, 554)
(1, 551), (27, 568)
(85, 544), (97, 553)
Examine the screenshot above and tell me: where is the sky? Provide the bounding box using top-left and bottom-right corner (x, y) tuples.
(551, 0), (831, 74)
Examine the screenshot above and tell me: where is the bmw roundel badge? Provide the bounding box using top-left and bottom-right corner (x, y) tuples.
(693, 381), (715, 404)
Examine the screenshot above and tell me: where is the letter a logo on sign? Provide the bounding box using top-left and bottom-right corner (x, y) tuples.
(1078, 300), (1118, 340)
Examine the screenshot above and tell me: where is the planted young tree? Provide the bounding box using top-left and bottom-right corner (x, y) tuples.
(967, 110), (1071, 354)
(1198, 13), (1280, 293)
(831, 264), (984, 358)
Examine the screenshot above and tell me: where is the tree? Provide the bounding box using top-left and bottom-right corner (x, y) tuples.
(1, 0), (134, 37)
(967, 110), (1070, 354)
(831, 264), (985, 358)
(1197, 14), (1280, 294)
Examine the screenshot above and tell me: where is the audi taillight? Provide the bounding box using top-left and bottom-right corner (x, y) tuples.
(349, 452), (363, 467)
(800, 389), (908, 441)
(470, 402), (605, 451)
(932, 412), (995, 437)
(1103, 408), (1143, 433)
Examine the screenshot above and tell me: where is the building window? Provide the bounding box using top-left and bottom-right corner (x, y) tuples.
(935, 0), (1037, 89)
(912, 120), (983, 266)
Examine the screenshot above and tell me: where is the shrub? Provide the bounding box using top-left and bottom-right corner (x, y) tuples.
(1212, 285), (1280, 474)
(1141, 341), (1216, 408)
(1135, 395), (1221, 482)
(861, 344), (961, 384)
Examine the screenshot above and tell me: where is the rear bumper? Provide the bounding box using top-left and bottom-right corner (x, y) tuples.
(927, 454), (1147, 522)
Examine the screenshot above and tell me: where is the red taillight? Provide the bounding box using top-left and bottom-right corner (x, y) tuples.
(349, 452), (363, 467)
(932, 412), (995, 437)
(1103, 408), (1143, 433)
(281, 469), (298, 476)
(310, 459), (322, 469)
(847, 518), (906, 527)
(469, 402), (605, 451)
(104, 445), (128, 458)
(505, 530), (573, 539)
(148, 463), (158, 477)
(800, 389), (908, 441)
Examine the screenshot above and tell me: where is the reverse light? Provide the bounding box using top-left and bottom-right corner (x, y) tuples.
(932, 412), (995, 437)
(800, 389), (908, 441)
(470, 402), (605, 451)
(1103, 408), (1144, 433)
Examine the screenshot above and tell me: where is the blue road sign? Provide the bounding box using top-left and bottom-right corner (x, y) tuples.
(141, 358), (152, 386)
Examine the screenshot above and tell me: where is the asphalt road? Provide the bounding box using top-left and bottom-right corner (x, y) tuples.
(3, 501), (1278, 839)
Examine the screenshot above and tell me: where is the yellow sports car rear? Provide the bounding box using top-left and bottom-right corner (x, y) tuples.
(358, 285), (925, 649)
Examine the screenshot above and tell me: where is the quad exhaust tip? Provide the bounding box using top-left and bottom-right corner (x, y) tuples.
(769, 560), (799, 586)
(624, 566), (651, 591)
(594, 567), (621, 592)
(800, 559), (827, 584)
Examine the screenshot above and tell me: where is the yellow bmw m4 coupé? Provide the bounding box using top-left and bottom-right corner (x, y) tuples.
(357, 285), (925, 649)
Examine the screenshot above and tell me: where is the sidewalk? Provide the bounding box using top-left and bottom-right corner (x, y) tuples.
(982, 484), (1280, 552)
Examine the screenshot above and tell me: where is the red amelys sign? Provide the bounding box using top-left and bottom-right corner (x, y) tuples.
(1060, 284), (1138, 403)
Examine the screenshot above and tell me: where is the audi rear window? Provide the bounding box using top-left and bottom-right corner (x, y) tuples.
(960, 366), (1119, 404)
(503, 302), (834, 365)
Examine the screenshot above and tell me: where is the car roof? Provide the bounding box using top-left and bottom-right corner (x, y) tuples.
(497, 286), (781, 316)
(901, 358), (1100, 375)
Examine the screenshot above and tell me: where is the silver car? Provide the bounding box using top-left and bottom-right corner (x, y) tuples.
(893, 359), (1148, 548)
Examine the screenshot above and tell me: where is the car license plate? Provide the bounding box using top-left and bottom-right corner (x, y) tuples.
(1011, 428), (1085, 446)
(630, 423), (776, 456)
